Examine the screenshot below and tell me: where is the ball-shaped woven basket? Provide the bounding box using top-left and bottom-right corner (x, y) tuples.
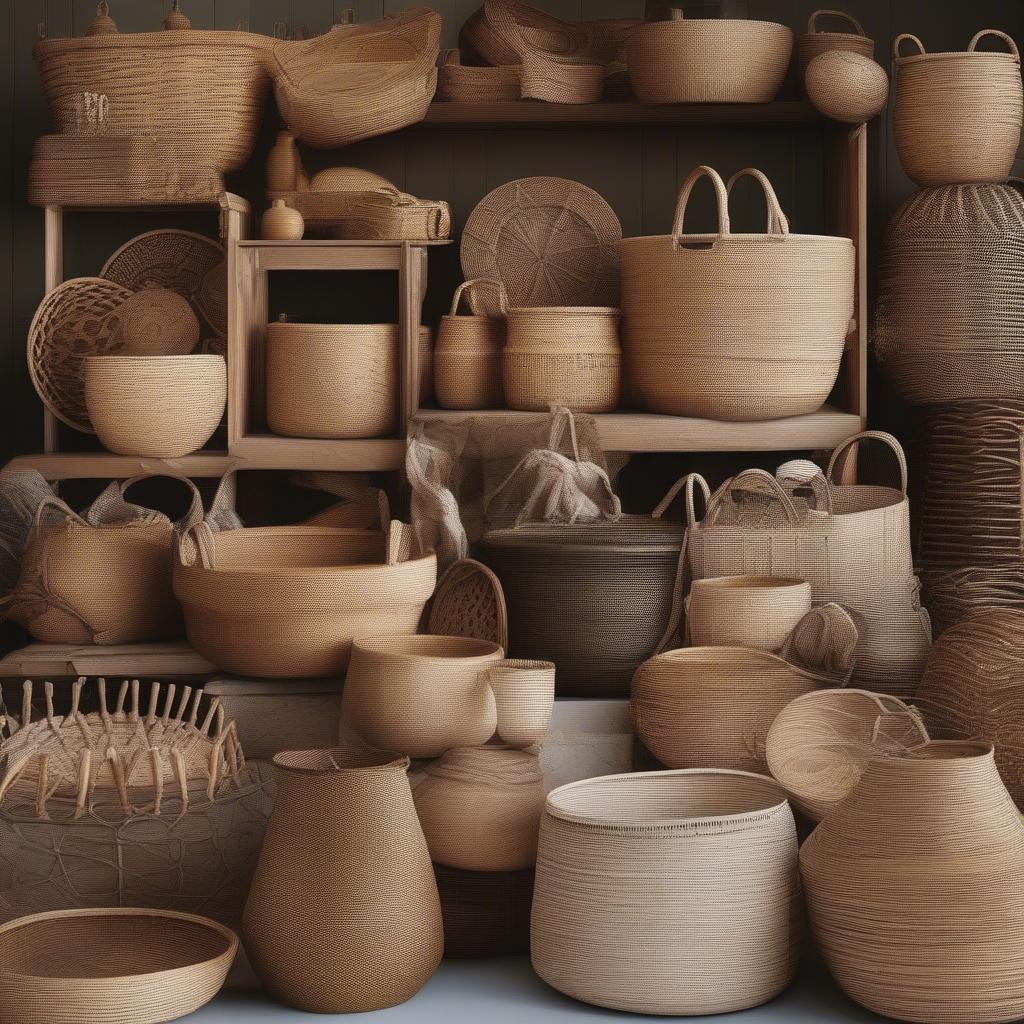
(805, 50), (889, 123)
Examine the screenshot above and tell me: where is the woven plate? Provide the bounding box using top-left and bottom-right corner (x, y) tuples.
(461, 177), (622, 314)
(101, 229), (226, 338)
(428, 558), (509, 650)
(27, 277), (133, 433)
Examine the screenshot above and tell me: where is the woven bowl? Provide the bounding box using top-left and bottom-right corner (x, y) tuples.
(687, 576), (812, 652)
(0, 908), (237, 1024)
(84, 354), (226, 457)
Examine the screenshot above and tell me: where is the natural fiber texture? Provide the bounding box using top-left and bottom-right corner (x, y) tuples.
(874, 184), (1024, 404)
(461, 177), (622, 314)
(518, 51), (604, 103)
(434, 864), (533, 959)
(85, 355), (225, 458)
(243, 749), (442, 1014)
(922, 565), (1024, 636)
(503, 306), (620, 413)
(427, 557), (509, 650)
(0, 907), (236, 1024)
(413, 746), (544, 871)
(342, 636), (502, 758)
(482, 658), (555, 748)
(765, 688), (930, 821)
(801, 741), (1024, 1023)
(437, 50), (520, 102)
(622, 165), (853, 420)
(686, 576), (812, 652)
(270, 8), (441, 149)
(0, 471), (54, 597)
(797, 9), (874, 80)
(805, 50), (889, 123)
(114, 288), (199, 355)
(893, 31), (1023, 186)
(627, 14), (792, 103)
(532, 769), (800, 1015)
(434, 279), (506, 411)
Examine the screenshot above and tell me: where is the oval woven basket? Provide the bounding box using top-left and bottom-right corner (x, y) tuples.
(532, 769), (800, 1016)
(435, 280), (507, 411)
(517, 51), (604, 104)
(796, 9), (874, 81)
(437, 49), (520, 102)
(686, 575), (812, 651)
(805, 50), (889, 123)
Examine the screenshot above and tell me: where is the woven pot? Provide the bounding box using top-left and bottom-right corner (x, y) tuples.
(434, 864), (533, 958)
(797, 9), (874, 81)
(805, 50), (889, 123)
(435, 280), (506, 411)
(413, 746), (544, 871)
(893, 31), (1023, 187)
(437, 50), (520, 102)
(84, 355), (225, 458)
(686, 575), (811, 652)
(802, 741), (1024, 1023)
(243, 749), (442, 1013)
(260, 199), (304, 240)
(621, 166), (853, 420)
(503, 307), (621, 413)
(482, 658), (555, 748)
(518, 52), (604, 103)
(532, 769), (800, 1015)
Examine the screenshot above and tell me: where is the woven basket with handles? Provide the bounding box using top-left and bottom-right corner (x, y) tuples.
(797, 9), (874, 81)
(435, 280), (507, 411)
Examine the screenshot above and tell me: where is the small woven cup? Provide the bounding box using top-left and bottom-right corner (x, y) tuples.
(687, 576), (812, 652)
(483, 659), (556, 748)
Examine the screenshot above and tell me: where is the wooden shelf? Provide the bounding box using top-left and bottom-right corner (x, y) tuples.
(230, 436), (405, 472)
(0, 642), (215, 680)
(4, 451), (235, 481)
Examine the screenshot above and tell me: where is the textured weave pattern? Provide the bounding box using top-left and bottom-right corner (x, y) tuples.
(434, 280), (506, 411)
(686, 576), (811, 652)
(922, 565), (1024, 636)
(437, 51), (520, 102)
(805, 50), (889, 123)
(483, 658), (555, 747)
(113, 289), (199, 355)
(797, 10), (874, 78)
(428, 558), (509, 650)
(434, 864), (534, 958)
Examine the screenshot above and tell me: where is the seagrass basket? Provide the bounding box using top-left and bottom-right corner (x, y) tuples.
(437, 49), (520, 102)
(805, 50), (889, 123)
(435, 280), (506, 411)
(796, 10), (874, 81)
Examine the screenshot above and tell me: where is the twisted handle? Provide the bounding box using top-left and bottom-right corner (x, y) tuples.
(892, 32), (925, 59)
(827, 430), (909, 494)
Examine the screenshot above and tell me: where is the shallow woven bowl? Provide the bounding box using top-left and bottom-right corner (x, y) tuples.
(0, 907), (237, 1024)
(84, 354), (226, 458)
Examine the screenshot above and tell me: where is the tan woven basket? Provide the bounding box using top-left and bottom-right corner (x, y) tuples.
(627, 12), (793, 104)
(482, 658), (556, 748)
(518, 50), (604, 104)
(435, 280), (507, 411)
(84, 354), (225, 458)
(342, 635), (503, 758)
(805, 50), (889, 123)
(503, 306), (621, 413)
(115, 288), (200, 355)
(532, 769), (800, 1015)
(621, 166), (854, 420)
(893, 30), (1023, 186)
(797, 9), (874, 81)
(922, 565), (1024, 637)
(437, 49), (520, 102)
(0, 908), (237, 1024)
(686, 576), (812, 651)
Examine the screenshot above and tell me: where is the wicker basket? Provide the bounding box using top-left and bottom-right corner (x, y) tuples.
(503, 307), (621, 413)
(893, 30), (1023, 186)
(532, 769), (800, 1015)
(437, 49), (520, 102)
(805, 50), (889, 123)
(435, 864), (534, 958)
(621, 166), (854, 420)
(686, 576), (812, 651)
(115, 288), (200, 355)
(482, 658), (555, 747)
(627, 11), (793, 104)
(518, 51), (604, 104)
(84, 354), (225, 458)
(435, 280), (506, 411)
(797, 10), (874, 81)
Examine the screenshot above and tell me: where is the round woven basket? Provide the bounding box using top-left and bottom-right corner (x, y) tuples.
(114, 287), (200, 355)
(796, 9), (874, 81)
(437, 49), (520, 102)
(435, 280), (506, 411)
(518, 51), (604, 104)
(434, 864), (534, 959)
(893, 30), (1023, 186)
(686, 575), (811, 651)
(532, 769), (800, 1015)
(84, 354), (225, 458)
(482, 658), (556, 748)
(805, 50), (889, 123)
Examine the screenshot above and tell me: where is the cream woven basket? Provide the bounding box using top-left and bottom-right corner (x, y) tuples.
(435, 280), (506, 411)
(686, 575), (812, 651)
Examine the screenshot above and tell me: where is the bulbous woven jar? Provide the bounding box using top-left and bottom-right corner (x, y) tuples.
(801, 741), (1024, 1023)
(243, 748), (443, 1014)
(532, 769), (801, 1015)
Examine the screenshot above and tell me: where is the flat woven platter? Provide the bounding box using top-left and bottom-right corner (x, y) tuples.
(429, 558), (509, 651)
(460, 176), (622, 314)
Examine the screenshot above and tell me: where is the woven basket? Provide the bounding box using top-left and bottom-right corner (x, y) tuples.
(266, 322), (431, 439)
(271, 8), (441, 149)
(114, 288), (199, 355)
(621, 166), (854, 420)
(434, 864), (533, 958)
(686, 575), (812, 651)
(532, 769), (800, 1015)
(413, 745), (544, 871)
(874, 184), (1024, 404)
(627, 12), (792, 104)
(437, 49), (520, 102)
(292, 188), (452, 241)
(0, 908), (236, 1024)
(435, 280), (506, 411)
(893, 30), (1023, 186)
(427, 557), (509, 649)
(482, 658), (555, 748)
(342, 635), (502, 758)
(84, 354), (225, 458)
(518, 50), (604, 103)
(921, 565), (1024, 636)
(503, 306), (621, 413)
(805, 50), (889, 123)
(797, 10), (874, 81)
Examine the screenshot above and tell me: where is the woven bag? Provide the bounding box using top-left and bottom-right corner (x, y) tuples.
(796, 10), (874, 81)
(434, 864), (533, 959)
(685, 576), (812, 652)
(621, 165), (854, 420)
(532, 769), (800, 1015)
(435, 280), (506, 411)
(893, 30), (1023, 187)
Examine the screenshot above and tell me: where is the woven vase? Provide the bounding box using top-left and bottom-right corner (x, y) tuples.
(482, 658), (555, 748)
(242, 749), (443, 1014)
(801, 741), (1024, 1023)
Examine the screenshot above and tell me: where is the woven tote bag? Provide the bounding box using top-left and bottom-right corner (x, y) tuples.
(686, 431), (931, 696)
(532, 769), (800, 1015)
(434, 280), (506, 411)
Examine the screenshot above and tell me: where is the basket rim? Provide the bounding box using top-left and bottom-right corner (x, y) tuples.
(352, 633), (504, 662)
(621, 231), (855, 247)
(640, 645), (828, 684)
(895, 49), (1020, 65)
(634, 17), (791, 34)
(34, 29), (273, 54)
(85, 353), (225, 367)
(691, 574), (810, 591)
(272, 747), (409, 776)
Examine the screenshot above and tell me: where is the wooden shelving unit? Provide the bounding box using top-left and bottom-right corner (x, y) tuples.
(4, 451), (235, 480)
(0, 642), (215, 681)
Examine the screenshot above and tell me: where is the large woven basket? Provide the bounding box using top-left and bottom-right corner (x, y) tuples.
(435, 280), (506, 411)
(621, 166), (854, 420)
(893, 30), (1023, 186)
(796, 10), (874, 81)
(532, 769), (800, 1015)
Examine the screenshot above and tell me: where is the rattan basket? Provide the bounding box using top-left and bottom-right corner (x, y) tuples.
(435, 280), (507, 411)
(921, 565), (1024, 637)
(797, 10), (874, 81)
(437, 49), (520, 101)
(686, 576), (812, 651)
(805, 50), (889, 123)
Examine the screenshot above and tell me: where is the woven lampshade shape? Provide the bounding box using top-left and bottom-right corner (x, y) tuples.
(686, 576), (811, 652)
(532, 769), (801, 1015)
(434, 864), (534, 959)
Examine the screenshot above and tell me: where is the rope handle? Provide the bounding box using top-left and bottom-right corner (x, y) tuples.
(808, 9), (866, 36)
(89, 474), (205, 532)
(968, 29), (1020, 59)
(892, 32), (925, 59)
(176, 521), (218, 570)
(671, 165), (730, 247)
(450, 278), (508, 316)
(727, 168), (790, 236)
(779, 602), (859, 683)
(652, 473), (710, 526)
(705, 469), (802, 526)
(32, 494), (84, 531)
(826, 430), (908, 494)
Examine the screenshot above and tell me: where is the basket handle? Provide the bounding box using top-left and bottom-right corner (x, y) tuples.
(808, 9), (866, 36)
(32, 494), (84, 531)
(826, 430), (908, 494)
(450, 278), (508, 316)
(968, 29), (1020, 59)
(176, 521), (218, 570)
(90, 474), (205, 532)
(892, 32), (925, 59)
(726, 168), (790, 236)
(780, 602), (859, 683)
(652, 473), (711, 528)
(705, 468), (802, 526)
(671, 165), (730, 249)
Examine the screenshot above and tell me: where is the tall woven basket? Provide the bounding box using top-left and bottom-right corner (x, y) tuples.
(434, 280), (506, 411)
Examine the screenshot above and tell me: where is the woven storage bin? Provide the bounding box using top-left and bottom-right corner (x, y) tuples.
(270, 8), (441, 149)
(686, 575), (812, 651)
(893, 31), (1023, 187)
(627, 12), (792, 103)
(621, 166), (854, 420)
(174, 523), (436, 678)
(797, 10), (874, 81)
(0, 908), (236, 1024)
(342, 635), (502, 758)
(801, 741), (1024, 1023)
(434, 864), (534, 958)
(437, 49), (520, 102)
(435, 280), (506, 411)
(84, 355), (224, 458)
(482, 658), (555, 747)
(243, 749), (442, 1013)
(805, 50), (889, 123)
(875, 184), (1024, 404)
(266, 322), (431, 439)
(532, 769), (800, 1015)
(413, 745), (544, 871)
(503, 307), (620, 413)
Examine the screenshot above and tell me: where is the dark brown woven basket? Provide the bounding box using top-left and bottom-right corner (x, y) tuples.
(434, 863), (534, 959)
